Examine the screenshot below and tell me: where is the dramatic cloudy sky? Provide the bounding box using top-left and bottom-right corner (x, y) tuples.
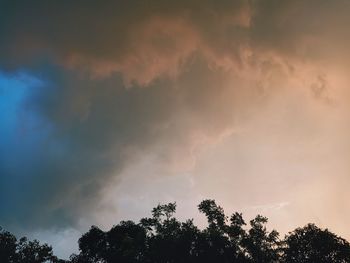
(1, 0), (350, 258)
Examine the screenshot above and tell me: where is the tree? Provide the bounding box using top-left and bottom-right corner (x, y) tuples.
(105, 221), (147, 263)
(242, 215), (280, 263)
(227, 212), (248, 262)
(0, 227), (17, 262)
(0, 227), (59, 263)
(197, 200), (235, 262)
(2, 200), (350, 263)
(283, 223), (350, 263)
(75, 226), (106, 263)
(140, 202), (195, 263)
(16, 237), (56, 263)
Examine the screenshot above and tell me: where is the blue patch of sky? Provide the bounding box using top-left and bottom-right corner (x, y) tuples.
(0, 70), (67, 190)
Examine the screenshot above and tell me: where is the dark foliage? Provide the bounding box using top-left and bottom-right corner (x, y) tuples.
(0, 227), (64, 263)
(1, 200), (350, 262)
(283, 223), (350, 263)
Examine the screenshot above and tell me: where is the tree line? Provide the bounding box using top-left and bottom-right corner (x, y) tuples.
(1, 200), (350, 262)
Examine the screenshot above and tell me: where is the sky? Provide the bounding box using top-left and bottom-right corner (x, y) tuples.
(0, 0), (350, 258)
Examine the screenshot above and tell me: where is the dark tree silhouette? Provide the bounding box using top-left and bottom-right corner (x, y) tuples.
(0, 228), (17, 262)
(283, 223), (350, 263)
(1, 200), (350, 263)
(242, 215), (280, 263)
(0, 227), (63, 263)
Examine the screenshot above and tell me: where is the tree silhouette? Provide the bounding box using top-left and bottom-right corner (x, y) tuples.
(242, 215), (280, 263)
(283, 223), (350, 263)
(0, 227), (61, 263)
(1, 200), (350, 263)
(0, 228), (17, 262)
(16, 237), (57, 263)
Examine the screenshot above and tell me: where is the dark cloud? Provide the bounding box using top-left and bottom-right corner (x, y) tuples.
(250, 0), (350, 61)
(0, 54), (248, 230)
(2, 0), (350, 77)
(0, 0), (252, 83)
(0, 0), (349, 239)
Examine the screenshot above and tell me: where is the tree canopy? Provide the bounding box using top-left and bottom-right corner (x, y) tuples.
(1, 200), (350, 263)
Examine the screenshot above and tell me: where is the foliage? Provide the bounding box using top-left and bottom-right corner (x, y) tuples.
(1, 200), (350, 262)
(283, 223), (350, 263)
(0, 227), (62, 263)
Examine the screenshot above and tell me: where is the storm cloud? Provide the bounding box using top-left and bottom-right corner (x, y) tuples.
(0, 0), (350, 257)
